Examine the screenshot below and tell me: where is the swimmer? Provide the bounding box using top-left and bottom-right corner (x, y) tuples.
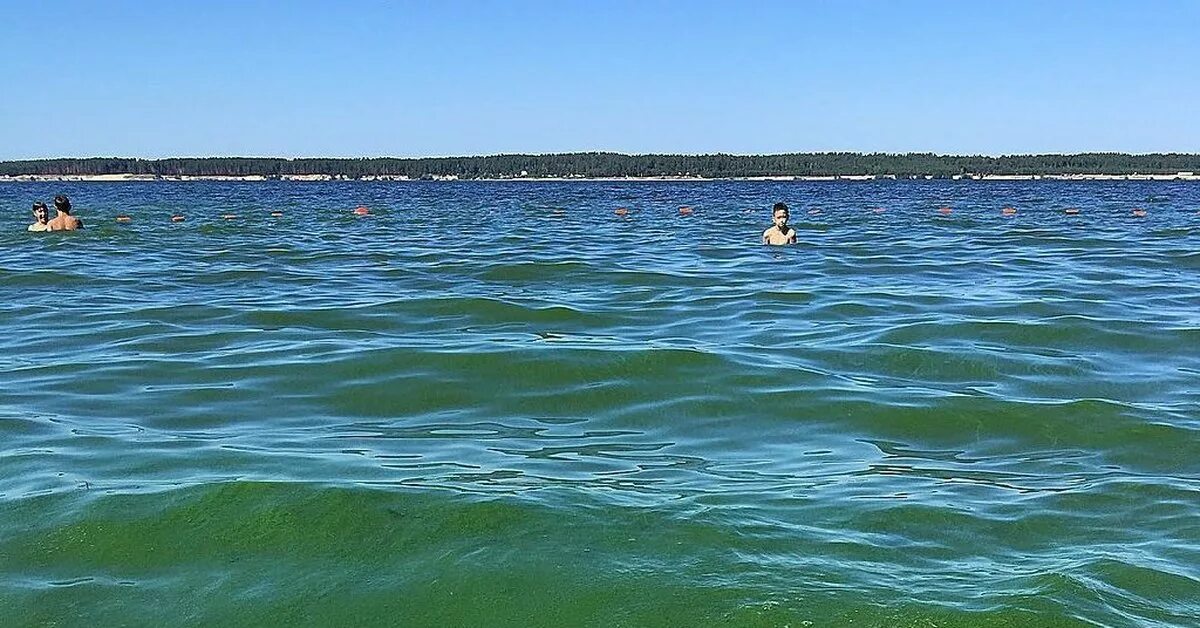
(46, 195), (83, 231)
(28, 202), (50, 232)
(762, 202), (797, 245)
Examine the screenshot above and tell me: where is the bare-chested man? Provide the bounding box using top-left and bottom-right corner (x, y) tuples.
(762, 202), (796, 245)
(46, 195), (83, 231)
(28, 201), (50, 232)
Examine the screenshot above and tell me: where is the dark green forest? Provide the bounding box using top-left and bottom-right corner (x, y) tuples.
(2, 153), (1198, 178)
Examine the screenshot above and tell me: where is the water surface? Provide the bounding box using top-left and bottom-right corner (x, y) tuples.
(1, 181), (1198, 626)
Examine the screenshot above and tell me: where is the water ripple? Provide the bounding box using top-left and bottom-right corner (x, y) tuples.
(1, 180), (1198, 625)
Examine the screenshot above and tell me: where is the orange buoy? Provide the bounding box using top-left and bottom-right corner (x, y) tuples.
(171, 215), (185, 222)
(678, 206), (694, 215)
(115, 215), (132, 223)
(1002, 207), (1017, 216)
(938, 206), (952, 215)
(614, 207), (629, 217)
(354, 206), (370, 216)
(1064, 208), (1080, 215)
(1132, 208), (1147, 217)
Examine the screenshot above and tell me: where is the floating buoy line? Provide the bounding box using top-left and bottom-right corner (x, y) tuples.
(88, 205), (1182, 223)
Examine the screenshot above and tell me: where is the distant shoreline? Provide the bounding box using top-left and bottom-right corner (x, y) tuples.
(4, 153), (1200, 182)
(2, 173), (1199, 183)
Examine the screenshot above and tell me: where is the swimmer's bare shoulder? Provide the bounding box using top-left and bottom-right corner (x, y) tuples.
(762, 226), (796, 245)
(48, 216), (83, 231)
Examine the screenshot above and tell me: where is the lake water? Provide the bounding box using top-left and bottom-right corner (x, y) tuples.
(1, 181), (1198, 626)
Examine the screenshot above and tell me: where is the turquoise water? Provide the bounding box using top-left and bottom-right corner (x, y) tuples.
(1, 181), (1198, 627)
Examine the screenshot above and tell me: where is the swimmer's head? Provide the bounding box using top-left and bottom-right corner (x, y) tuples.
(53, 195), (71, 214)
(772, 202), (789, 228)
(32, 201), (48, 223)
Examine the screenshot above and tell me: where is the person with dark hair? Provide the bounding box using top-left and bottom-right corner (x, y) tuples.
(47, 195), (83, 231)
(28, 201), (50, 231)
(762, 202), (796, 245)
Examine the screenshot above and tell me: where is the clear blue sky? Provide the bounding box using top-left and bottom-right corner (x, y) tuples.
(1, 0), (1196, 159)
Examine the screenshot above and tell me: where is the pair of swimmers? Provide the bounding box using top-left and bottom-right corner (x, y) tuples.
(27, 195), (82, 231)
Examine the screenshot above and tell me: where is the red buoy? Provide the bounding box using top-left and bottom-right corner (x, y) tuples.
(938, 206), (952, 215)
(1002, 207), (1017, 216)
(171, 215), (185, 222)
(1132, 208), (1147, 217)
(354, 206), (370, 216)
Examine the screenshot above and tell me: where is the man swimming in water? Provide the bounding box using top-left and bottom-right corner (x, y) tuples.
(762, 202), (796, 245)
(46, 195), (83, 231)
(27, 201), (50, 231)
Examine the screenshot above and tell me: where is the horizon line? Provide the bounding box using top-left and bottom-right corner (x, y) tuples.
(5, 150), (1200, 162)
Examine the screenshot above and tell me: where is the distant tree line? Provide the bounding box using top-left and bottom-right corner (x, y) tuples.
(2, 153), (1199, 178)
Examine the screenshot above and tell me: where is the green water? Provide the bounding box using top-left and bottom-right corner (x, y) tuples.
(1, 181), (1197, 626)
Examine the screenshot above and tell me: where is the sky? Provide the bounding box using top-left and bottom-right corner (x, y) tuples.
(0, 0), (1196, 159)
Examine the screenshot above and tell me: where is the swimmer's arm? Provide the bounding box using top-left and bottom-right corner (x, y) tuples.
(762, 228), (772, 245)
(787, 229), (796, 244)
